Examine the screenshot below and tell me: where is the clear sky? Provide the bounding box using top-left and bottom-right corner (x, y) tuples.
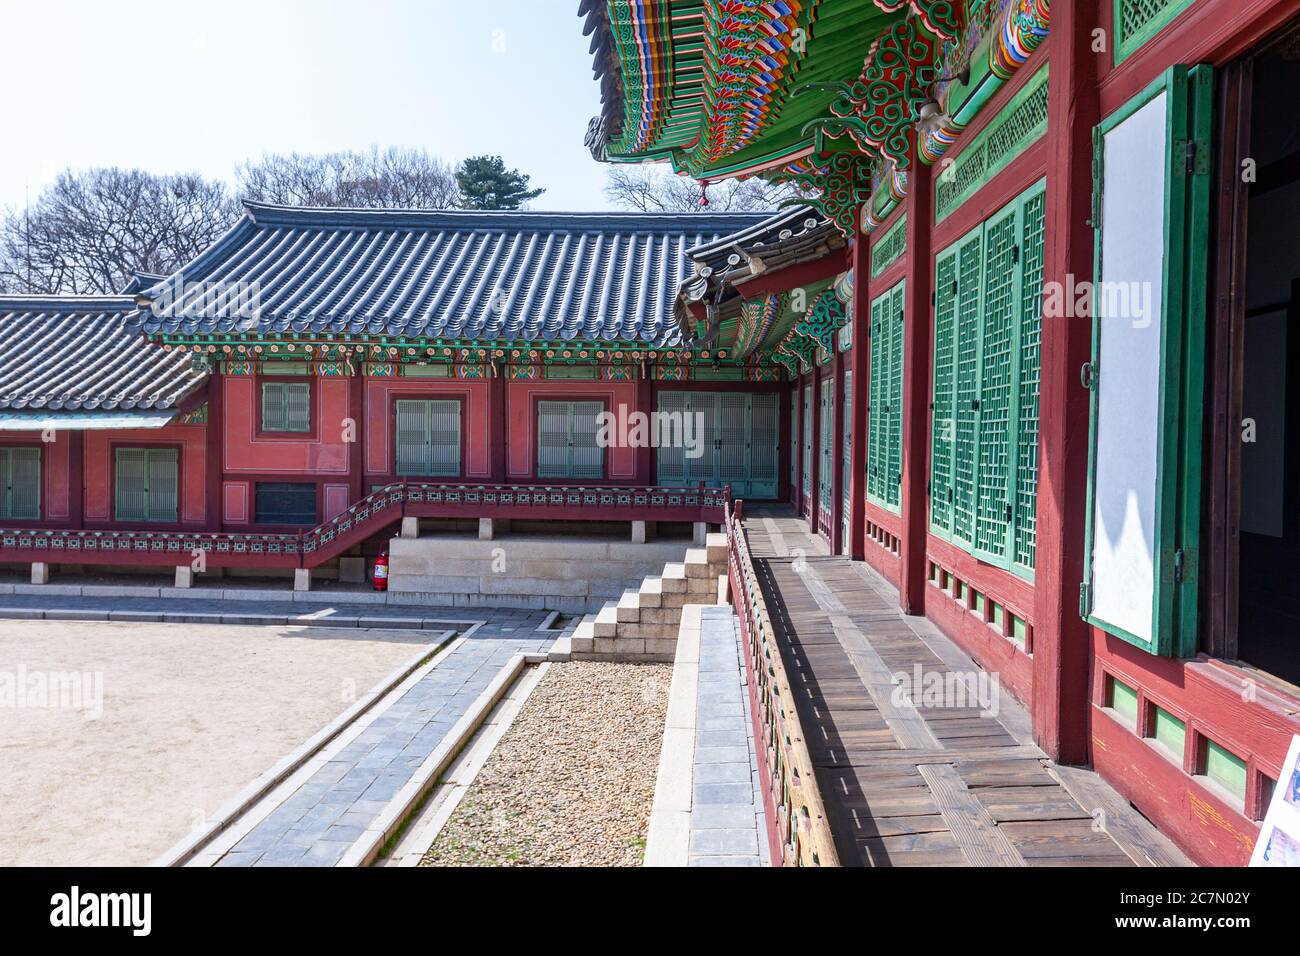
(0, 0), (616, 212)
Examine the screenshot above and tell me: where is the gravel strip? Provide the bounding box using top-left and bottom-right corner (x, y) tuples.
(421, 661), (671, 867)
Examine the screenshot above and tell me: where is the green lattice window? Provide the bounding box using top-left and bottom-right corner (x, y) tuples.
(395, 399), (462, 477)
(1015, 189), (1046, 568)
(819, 378), (834, 512)
(0, 446), (40, 520)
(930, 250), (958, 535)
(656, 391), (779, 499)
(1114, 0), (1199, 65)
(867, 281), (904, 513)
(929, 180), (1045, 579)
(537, 400), (604, 480)
(935, 67), (1049, 222)
(261, 381), (311, 433)
(801, 386), (813, 497)
(114, 447), (178, 523)
(871, 216), (907, 278)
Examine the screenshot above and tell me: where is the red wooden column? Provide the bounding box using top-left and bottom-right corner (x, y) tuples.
(489, 363), (507, 484)
(777, 381), (792, 503)
(68, 431), (85, 530)
(807, 369), (820, 534)
(1033, 0), (1098, 764)
(634, 369), (653, 485)
(347, 367), (365, 505)
(848, 232), (870, 560)
(830, 349), (846, 553)
(898, 162), (934, 616)
(205, 373), (223, 531)
(792, 380), (803, 507)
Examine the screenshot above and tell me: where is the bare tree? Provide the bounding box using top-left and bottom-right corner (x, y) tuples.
(237, 146), (461, 209)
(0, 168), (238, 295)
(604, 165), (796, 213)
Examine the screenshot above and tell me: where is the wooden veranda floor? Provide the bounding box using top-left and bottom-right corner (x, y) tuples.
(743, 511), (1191, 868)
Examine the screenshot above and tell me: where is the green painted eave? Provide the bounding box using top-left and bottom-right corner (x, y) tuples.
(605, 0), (903, 179)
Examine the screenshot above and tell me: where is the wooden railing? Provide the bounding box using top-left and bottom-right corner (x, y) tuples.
(0, 482), (730, 571)
(725, 499), (840, 867)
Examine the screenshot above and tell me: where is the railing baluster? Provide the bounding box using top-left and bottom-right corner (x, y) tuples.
(725, 500), (839, 868)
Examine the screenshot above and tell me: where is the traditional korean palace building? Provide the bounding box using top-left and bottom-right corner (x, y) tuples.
(577, 0), (1300, 865)
(1, 207), (800, 571)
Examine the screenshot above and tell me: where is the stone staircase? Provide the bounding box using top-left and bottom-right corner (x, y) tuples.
(570, 533), (729, 662)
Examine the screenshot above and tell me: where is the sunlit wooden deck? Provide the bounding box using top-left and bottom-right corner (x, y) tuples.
(743, 511), (1191, 867)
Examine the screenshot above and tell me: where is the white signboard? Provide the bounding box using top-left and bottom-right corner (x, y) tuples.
(1250, 735), (1300, 866)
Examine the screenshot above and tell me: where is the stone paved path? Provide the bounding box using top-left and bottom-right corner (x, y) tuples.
(689, 605), (769, 867)
(209, 614), (554, 867)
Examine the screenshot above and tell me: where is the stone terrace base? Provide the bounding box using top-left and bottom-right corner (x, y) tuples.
(388, 533), (704, 614)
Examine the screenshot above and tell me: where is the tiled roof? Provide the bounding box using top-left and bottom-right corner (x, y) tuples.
(0, 297), (206, 411)
(133, 203), (770, 347)
(681, 206), (845, 306)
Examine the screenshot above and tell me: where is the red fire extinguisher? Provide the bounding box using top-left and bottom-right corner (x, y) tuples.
(372, 552), (389, 592)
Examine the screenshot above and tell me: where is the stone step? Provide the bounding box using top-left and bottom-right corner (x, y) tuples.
(659, 563), (689, 592)
(683, 549), (713, 577)
(658, 591), (692, 610)
(637, 607), (681, 625)
(570, 617), (596, 654)
(685, 573), (718, 595)
(616, 590), (642, 623)
(594, 603), (620, 637)
(636, 578), (663, 608)
(705, 532), (729, 565)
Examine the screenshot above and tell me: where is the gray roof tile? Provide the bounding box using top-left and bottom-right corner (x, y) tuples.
(133, 203), (770, 346)
(0, 297), (206, 411)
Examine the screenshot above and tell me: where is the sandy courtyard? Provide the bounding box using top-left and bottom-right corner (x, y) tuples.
(0, 619), (436, 866)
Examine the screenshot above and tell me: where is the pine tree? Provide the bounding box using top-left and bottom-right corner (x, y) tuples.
(455, 155), (545, 210)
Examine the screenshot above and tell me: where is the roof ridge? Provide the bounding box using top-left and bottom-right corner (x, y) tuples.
(0, 294), (136, 311)
(241, 200), (772, 231)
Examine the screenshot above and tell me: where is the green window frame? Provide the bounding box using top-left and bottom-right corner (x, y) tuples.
(654, 392), (779, 499)
(935, 66), (1050, 223)
(0, 446), (41, 520)
(867, 280), (905, 513)
(395, 399), (462, 477)
(818, 377), (834, 512)
(871, 216), (907, 278)
(929, 180), (1046, 578)
(789, 390), (799, 491)
(114, 447), (179, 523)
(261, 381), (311, 433)
(801, 386), (812, 497)
(537, 400), (604, 480)
(1081, 65), (1212, 658)
(1114, 0), (1200, 66)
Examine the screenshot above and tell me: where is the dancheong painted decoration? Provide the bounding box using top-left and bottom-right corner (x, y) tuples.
(583, 0), (1051, 237)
